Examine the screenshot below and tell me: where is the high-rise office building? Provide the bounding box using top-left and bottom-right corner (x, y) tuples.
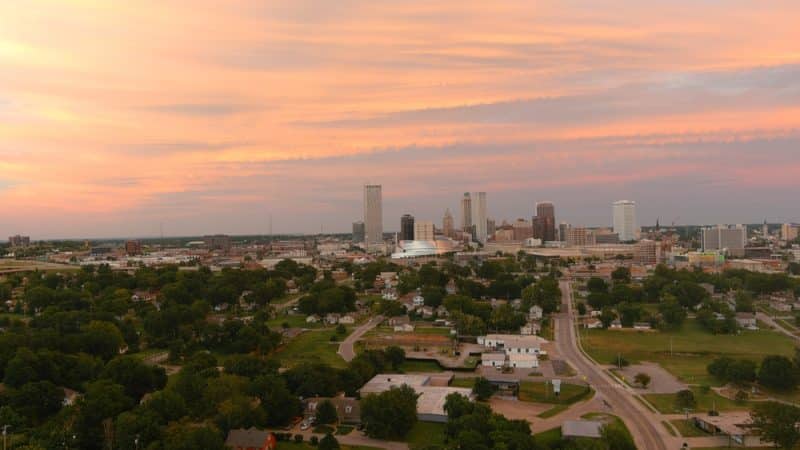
(204, 234), (232, 252)
(558, 222), (570, 242)
(702, 224), (746, 256)
(414, 221), (435, 241)
(442, 209), (454, 238)
(400, 214), (415, 241)
(352, 221), (365, 243)
(125, 240), (143, 256)
(8, 235), (31, 248)
(460, 193), (472, 233)
(635, 239), (661, 265)
(566, 227), (596, 246)
(487, 218), (496, 237)
(512, 218), (534, 241)
(533, 202), (556, 242)
(613, 200), (638, 242)
(363, 185), (383, 246)
(472, 192), (487, 243)
(782, 223), (799, 242)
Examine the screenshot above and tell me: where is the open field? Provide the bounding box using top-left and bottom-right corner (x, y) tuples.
(519, 381), (593, 405)
(582, 319), (795, 386)
(643, 386), (748, 414)
(274, 328), (351, 368)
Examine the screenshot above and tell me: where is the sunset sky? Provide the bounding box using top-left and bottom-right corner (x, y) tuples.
(2, 1), (799, 238)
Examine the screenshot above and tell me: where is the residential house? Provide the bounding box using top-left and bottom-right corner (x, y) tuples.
(325, 313), (341, 325)
(735, 313), (757, 330)
(382, 290), (397, 301)
(225, 428), (277, 450)
(339, 314), (356, 325)
(421, 306), (435, 319)
(529, 305), (544, 321)
(633, 322), (652, 330)
(413, 294), (425, 307)
(446, 279), (457, 295)
(582, 318), (603, 329)
(519, 322), (541, 336)
(306, 314), (320, 324)
(304, 396), (361, 424)
(435, 305), (449, 318)
(609, 319), (622, 329)
(771, 301), (792, 312)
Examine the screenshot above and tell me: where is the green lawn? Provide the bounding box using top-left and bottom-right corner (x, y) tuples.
(519, 381), (593, 405)
(274, 328), (350, 368)
(669, 419), (708, 437)
(267, 313), (321, 329)
(582, 319), (796, 386)
(533, 427), (562, 447)
(643, 386), (748, 414)
(399, 359), (444, 373)
(450, 377), (476, 388)
(404, 421), (446, 450)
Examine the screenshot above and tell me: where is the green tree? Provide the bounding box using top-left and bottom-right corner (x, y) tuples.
(472, 377), (494, 401)
(600, 422), (636, 450)
(674, 389), (696, 411)
(315, 400), (338, 425)
(634, 372), (651, 389)
(361, 385), (418, 439)
(751, 401), (800, 450)
(759, 355), (798, 390)
(319, 433), (340, 450)
(101, 355), (167, 401)
(81, 320), (125, 360)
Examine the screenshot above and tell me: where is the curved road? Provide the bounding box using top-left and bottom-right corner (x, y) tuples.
(337, 315), (384, 361)
(556, 280), (676, 450)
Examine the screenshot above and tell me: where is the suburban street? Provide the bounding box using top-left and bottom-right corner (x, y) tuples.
(338, 314), (384, 361)
(556, 280), (678, 450)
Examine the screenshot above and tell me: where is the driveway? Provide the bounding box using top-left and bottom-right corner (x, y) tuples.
(337, 315), (384, 362)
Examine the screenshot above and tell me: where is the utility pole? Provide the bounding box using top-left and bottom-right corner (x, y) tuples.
(3, 424), (8, 450)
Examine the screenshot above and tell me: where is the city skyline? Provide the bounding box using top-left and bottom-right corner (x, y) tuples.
(2, 1), (800, 238)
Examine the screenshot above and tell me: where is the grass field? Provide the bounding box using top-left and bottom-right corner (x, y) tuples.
(519, 381), (593, 405)
(399, 359), (444, 373)
(582, 319), (795, 386)
(670, 419), (708, 437)
(274, 328), (350, 368)
(643, 386), (748, 414)
(404, 421), (446, 450)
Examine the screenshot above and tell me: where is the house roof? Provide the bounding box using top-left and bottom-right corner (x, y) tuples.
(225, 428), (272, 448)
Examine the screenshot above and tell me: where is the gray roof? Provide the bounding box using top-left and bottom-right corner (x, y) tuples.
(562, 420), (603, 439)
(225, 428), (271, 448)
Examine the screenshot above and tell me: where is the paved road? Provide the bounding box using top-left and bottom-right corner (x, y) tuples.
(556, 280), (677, 450)
(337, 315), (384, 362)
(756, 312), (799, 341)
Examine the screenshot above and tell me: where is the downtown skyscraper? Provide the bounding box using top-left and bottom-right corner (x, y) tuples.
(613, 200), (637, 242)
(363, 185), (383, 246)
(472, 192), (487, 243)
(461, 193), (472, 233)
(533, 201), (556, 242)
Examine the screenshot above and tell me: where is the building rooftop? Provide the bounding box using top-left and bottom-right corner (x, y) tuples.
(359, 373), (472, 418)
(562, 420), (603, 439)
